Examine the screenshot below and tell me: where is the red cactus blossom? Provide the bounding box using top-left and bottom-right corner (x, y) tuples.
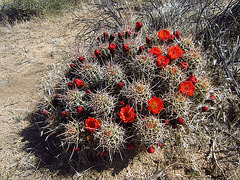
(77, 107), (85, 114)
(148, 96), (164, 114)
(173, 31), (181, 39)
(119, 105), (137, 123)
(42, 110), (47, 115)
(68, 82), (73, 87)
(85, 117), (101, 132)
(178, 81), (195, 96)
(97, 36), (101, 41)
(181, 62), (189, 70)
(108, 43), (117, 55)
(147, 146), (155, 153)
(146, 37), (152, 46)
(79, 56), (85, 63)
(158, 142), (162, 147)
(117, 82), (124, 90)
(74, 147), (80, 152)
(74, 79), (85, 88)
(170, 34), (175, 40)
(137, 46), (145, 54)
(125, 31), (131, 38)
(202, 106), (209, 112)
(158, 30), (171, 42)
(187, 76), (197, 85)
(123, 44), (129, 53)
(148, 47), (162, 58)
(70, 63), (75, 68)
(56, 94), (60, 98)
(177, 117), (184, 125)
(164, 119), (169, 125)
(95, 50), (101, 58)
(61, 111), (69, 117)
(98, 152), (104, 156)
(86, 89), (92, 95)
(156, 55), (170, 69)
(135, 21), (143, 31)
(118, 101), (125, 106)
(168, 45), (184, 60)
(209, 95), (215, 101)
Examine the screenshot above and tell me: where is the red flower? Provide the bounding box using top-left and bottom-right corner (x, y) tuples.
(77, 106), (85, 114)
(148, 96), (164, 114)
(61, 111), (69, 117)
(117, 82), (124, 90)
(79, 56), (85, 63)
(164, 119), (169, 125)
(56, 94), (61, 98)
(95, 50), (101, 58)
(202, 106), (209, 112)
(42, 110), (47, 115)
(68, 82), (73, 87)
(70, 63), (75, 68)
(98, 152), (104, 156)
(123, 44), (129, 53)
(118, 32), (123, 39)
(135, 22), (143, 32)
(119, 105), (137, 123)
(74, 79), (85, 88)
(97, 36), (101, 41)
(146, 37), (152, 46)
(86, 89), (92, 95)
(177, 117), (184, 125)
(118, 101), (125, 106)
(181, 62), (189, 70)
(125, 31), (131, 38)
(108, 43), (117, 54)
(84, 117), (101, 132)
(74, 147), (80, 152)
(158, 30), (171, 42)
(156, 55), (170, 69)
(170, 34), (175, 40)
(178, 81), (195, 96)
(147, 146), (155, 153)
(173, 31), (181, 39)
(187, 76), (197, 85)
(148, 47), (162, 58)
(209, 95), (215, 101)
(158, 142), (162, 147)
(168, 45), (184, 60)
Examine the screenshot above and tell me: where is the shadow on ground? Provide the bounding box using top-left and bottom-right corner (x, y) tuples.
(20, 111), (138, 177)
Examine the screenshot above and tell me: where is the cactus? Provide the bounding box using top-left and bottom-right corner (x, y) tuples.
(40, 22), (217, 161)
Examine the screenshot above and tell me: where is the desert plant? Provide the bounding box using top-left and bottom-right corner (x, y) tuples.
(39, 19), (223, 164)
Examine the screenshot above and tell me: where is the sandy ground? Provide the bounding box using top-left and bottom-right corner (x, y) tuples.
(0, 11), (83, 179)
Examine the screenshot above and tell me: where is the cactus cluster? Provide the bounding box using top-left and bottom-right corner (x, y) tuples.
(40, 21), (216, 160)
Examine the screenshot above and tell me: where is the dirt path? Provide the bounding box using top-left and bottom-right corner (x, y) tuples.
(0, 11), (84, 178)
